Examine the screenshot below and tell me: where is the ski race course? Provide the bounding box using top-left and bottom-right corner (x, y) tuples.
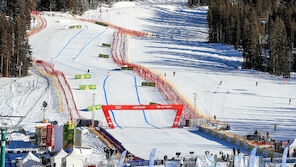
(28, 11), (245, 159)
(1, 0), (295, 162)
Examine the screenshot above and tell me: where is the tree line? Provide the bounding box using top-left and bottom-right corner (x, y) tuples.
(204, 0), (296, 77)
(0, 0), (119, 78)
(0, 0), (36, 77)
(35, 0), (125, 14)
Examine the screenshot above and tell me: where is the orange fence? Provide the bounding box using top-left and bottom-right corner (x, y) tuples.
(34, 60), (81, 123)
(39, 12), (151, 37)
(27, 11), (47, 37)
(28, 12), (81, 123)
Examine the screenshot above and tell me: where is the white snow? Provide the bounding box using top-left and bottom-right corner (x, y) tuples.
(1, 0), (295, 163)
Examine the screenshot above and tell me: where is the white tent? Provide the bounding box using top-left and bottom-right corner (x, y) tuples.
(289, 138), (296, 157)
(62, 148), (86, 167)
(22, 152), (42, 167)
(51, 149), (68, 167)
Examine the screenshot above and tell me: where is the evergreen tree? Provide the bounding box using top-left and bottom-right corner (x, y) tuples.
(13, 16), (32, 77)
(269, 17), (291, 77)
(242, 9), (262, 70)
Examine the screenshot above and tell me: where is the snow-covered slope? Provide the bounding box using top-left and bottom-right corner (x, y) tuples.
(3, 0), (296, 161)
(84, 0), (296, 141)
(27, 5), (243, 159)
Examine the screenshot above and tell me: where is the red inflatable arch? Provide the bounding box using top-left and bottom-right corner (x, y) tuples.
(101, 104), (183, 129)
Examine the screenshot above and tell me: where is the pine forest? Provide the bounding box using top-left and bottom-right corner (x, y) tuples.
(205, 0), (296, 77)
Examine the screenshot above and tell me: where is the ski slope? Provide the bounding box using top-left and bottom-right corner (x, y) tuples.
(2, 0), (295, 161)
(27, 5), (244, 159)
(84, 0), (296, 154)
(123, 4), (296, 141)
(83, 0), (296, 140)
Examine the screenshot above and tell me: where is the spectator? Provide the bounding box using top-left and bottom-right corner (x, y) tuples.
(274, 124), (277, 131)
(180, 157), (184, 167)
(293, 149), (296, 157)
(6, 138), (10, 145)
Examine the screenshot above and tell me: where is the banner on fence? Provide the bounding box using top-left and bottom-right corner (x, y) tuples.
(69, 25), (82, 29)
(87, 105), (102, 111)
(142, 82), (156, 87)
(79, 85), (96, 90)
(75, 74), (91, 79)
(121, 66), (133, 70)
(95, 22), (108, 27)
(99, 54), (109, 58)
(102, 43), (111, 47)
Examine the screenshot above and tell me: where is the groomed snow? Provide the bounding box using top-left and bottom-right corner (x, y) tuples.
(28, 12), (241, 159)
(2, 0), (295, 162)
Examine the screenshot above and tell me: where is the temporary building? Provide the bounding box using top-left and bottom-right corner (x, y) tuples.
(62, 148), (86, 167)
(22, 152), (42, 167)
(54, 123), (64, 152)
(51, 149), (68, 167)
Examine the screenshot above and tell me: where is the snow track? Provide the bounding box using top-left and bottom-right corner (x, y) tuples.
(133, 75), (159, 129)
(103, 74), (122, 129)
(27, 7), (265, 159)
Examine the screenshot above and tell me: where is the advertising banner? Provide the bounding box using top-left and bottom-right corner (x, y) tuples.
(63, 124), (75, 149)
(142, 82), (156, 87)
(87, 105), (102, 111)
(75, 74), (91, 79)
(46, 125), (54, 147)
(69, 25), (82, 29)
(102, 43), (111, 47)
(79, 85), (96, 90)
(99, 54), (109, 58)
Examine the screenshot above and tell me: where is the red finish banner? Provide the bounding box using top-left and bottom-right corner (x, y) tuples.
(102, 104), (183, 129)
(102, 104), (183, 110)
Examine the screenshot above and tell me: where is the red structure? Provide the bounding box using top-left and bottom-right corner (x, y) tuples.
(46, 125), (54, 148)
(102, 104), (183, 129)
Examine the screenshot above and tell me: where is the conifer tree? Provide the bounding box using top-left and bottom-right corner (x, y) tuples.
(269, 17), (291, 76)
